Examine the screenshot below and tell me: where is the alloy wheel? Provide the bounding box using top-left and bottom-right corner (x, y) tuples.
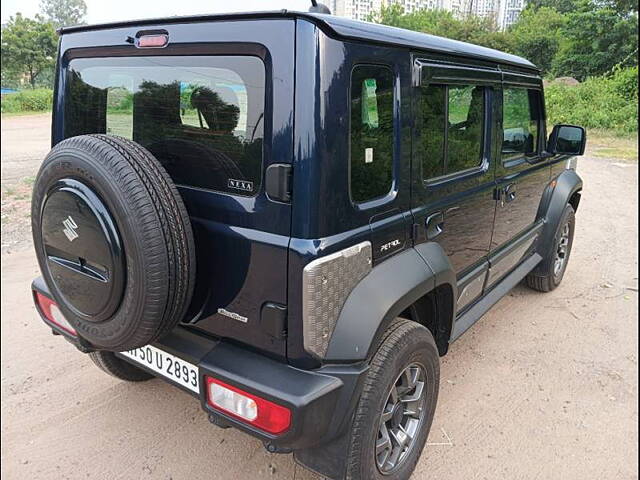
(376, 362), (428, 474)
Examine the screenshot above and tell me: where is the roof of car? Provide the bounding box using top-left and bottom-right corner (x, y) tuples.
(58, 10), (538, 71)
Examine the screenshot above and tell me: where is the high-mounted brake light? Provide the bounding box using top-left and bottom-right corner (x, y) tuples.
(137, 34), (168, 48)
(205, 377), (291, 435)
(34, 292), (76, 336)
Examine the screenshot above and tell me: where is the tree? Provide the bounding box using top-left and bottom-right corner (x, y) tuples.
(524, 0), (580, 14)
(40, 0), (87, 28)
(369, 4), (513, 51)
(0, 14), (58, 88)
(509, 7), (567, 74)
(552, 3), (638, 79)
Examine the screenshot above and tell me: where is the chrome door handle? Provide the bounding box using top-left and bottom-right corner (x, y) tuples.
(426, 212), (444, 240)
(503, 183), (517, 204)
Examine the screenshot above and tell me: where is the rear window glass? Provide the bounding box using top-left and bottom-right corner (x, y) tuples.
(349, 65), (394, 204)
(64, 56), (265, 196)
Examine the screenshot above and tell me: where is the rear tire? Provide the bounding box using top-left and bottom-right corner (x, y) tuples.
(526, 204), (575, 292)
(88, 351), (153, 382)
(346, 319), (439, 480)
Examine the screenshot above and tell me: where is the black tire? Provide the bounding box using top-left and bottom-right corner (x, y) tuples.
(526, 204), (575, 292)
(89, 351), (154, 382)
(31, 134), (196, 351)
(346, 319), (440, 480)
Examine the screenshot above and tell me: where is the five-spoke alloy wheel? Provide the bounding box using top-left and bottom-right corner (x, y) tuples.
(346, 319), (440, 480)
(376, 362), (428, 474)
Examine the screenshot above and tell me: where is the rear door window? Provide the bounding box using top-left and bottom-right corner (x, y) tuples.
(420, 84), (486, 180)
(65, 56), (265, 196)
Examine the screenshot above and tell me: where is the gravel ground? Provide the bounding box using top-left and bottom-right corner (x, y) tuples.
(1, 113), (638, 479)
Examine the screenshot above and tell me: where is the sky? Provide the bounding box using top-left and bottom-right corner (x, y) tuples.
(1, 0), (315, 24)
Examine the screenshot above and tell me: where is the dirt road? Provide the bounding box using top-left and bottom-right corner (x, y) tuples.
(1, 114), (638, 479)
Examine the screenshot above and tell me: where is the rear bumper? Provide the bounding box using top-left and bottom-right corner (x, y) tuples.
(31, 277), (366, 452)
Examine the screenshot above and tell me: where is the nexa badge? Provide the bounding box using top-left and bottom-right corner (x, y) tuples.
(228, 179), (254, 193)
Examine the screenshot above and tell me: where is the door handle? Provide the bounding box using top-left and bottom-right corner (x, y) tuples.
(425, 212), (444, 240)
(503, 183), (517, 204)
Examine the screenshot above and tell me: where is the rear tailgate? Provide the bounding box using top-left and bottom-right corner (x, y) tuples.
(55, 18), (295, 359)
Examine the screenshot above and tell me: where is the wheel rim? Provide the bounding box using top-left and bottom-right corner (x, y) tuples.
(553, 222), (571, 277)
(376, 362), (428, 475)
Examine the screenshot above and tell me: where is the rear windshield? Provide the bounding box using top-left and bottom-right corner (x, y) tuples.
(64, 56), (265, 196)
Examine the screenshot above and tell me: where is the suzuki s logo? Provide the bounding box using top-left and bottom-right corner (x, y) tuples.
(228, 179), (254, 193)
(62, 216), (79, 242)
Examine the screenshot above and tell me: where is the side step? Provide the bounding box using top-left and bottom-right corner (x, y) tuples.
(451, 253), (542, 341)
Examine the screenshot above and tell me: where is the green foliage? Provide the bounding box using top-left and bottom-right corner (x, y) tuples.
(551, 2), (638, 80)
(369, 5), (513, 49)
(0, 13), (58, 88)
(1, 88), (53, 113)
(508, 7), (566, 74)
(545, 67), (638, 133)
(39, 0), (87, 28)
(371, 0), (638, 80)
(524, 0), (580, 14)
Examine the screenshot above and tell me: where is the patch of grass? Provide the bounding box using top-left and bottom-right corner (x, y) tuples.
(1, 110), (52, 118)
(587, 129), (638, 162)
(22, 176), (36, 186)
(3, 186), (17, 197)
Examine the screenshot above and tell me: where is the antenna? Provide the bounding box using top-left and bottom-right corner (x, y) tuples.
(309, 0), (332, 14)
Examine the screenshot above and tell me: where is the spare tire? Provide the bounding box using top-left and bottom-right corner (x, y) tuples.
(31, 134), (195, 351)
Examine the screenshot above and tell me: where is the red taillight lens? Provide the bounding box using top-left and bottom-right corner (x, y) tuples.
(34, 292), (76, 336)
(137, 34), (168, 48)
(205, 377), (291, 435)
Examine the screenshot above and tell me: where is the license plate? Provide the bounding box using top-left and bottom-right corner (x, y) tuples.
(119, 345), (199, 394)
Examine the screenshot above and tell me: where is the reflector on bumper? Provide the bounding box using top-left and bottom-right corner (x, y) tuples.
(34, 291), (76, 335)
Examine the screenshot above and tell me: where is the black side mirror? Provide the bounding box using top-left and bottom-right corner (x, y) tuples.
(547, 124), (586, 156)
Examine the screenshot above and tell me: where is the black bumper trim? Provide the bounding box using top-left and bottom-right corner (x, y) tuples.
(32, 276), (366, 452)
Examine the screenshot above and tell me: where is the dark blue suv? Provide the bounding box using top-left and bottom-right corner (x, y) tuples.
(30, 10), (586, 480)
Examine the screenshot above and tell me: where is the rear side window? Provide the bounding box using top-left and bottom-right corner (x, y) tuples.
(64, 56), (265, 196)
(420, 84), (485, 180)
(502, 88), (541, 159)
(350, 65), (394, 204)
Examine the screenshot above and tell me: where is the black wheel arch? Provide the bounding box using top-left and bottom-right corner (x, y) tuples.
(325, 243), (457, 363)
(533, 167), (582, 276)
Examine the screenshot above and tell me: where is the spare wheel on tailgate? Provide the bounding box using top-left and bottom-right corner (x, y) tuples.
(31, 134), (196, 351)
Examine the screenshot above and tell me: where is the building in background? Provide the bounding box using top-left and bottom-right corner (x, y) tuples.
(329, 0), (526, 29)
(497, 0), (527, 29)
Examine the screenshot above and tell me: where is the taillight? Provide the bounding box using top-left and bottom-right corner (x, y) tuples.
(34, 292), (76, 336)
(205, 377), (291, 435)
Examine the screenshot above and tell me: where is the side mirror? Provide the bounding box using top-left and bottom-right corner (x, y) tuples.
(547, 124), (586, 156)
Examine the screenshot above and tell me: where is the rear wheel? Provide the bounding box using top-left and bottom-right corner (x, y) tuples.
(526, 204), (575, 292)
(88, 351), (153, 382)
(346, 319), (439, 480)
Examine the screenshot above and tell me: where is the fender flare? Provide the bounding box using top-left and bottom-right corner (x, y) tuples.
(324, 243), (456, 363)
(532, 168), (582, 274)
